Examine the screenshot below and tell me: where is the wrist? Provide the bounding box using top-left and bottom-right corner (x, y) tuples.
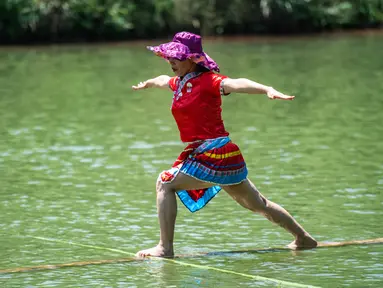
(265, 86), (273, 94)
(146, 79), (155, 88)
(264, 86), (275, 96)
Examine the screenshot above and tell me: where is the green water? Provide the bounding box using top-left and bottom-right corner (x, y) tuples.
(0, 34), (382, 287)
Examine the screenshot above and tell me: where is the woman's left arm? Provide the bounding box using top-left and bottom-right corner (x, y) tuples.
(222, 78), (295, 100)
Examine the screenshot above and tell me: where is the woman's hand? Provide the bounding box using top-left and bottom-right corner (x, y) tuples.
(132, 81), (150, 90)
(132, 75), (171, 90)
(222, 78), (295, 101)
(267, 88), (295, 100)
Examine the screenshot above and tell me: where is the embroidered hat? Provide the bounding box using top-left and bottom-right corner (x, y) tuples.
(147, 31), (220, 72)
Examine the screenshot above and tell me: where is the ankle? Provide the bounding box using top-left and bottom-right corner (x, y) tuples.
(158, 241), (174, 251)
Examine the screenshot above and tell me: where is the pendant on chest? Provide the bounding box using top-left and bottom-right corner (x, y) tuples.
(173, 72), (200, 102)
(174, 83), (193, 101)
(186, 82), (192, 93)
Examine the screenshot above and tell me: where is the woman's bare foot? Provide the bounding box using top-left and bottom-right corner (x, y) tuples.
(135, 244), (174, 258)
(288, 234), (318, 250)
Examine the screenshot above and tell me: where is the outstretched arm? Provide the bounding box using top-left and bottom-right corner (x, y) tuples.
(223, 78), (295, 100)
(132, 75), (171, 90)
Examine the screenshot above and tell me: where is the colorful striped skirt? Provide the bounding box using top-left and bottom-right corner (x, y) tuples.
(160, 137), (248, 212)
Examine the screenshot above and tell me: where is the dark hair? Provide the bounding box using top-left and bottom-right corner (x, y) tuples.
(196, 64), (210, 73)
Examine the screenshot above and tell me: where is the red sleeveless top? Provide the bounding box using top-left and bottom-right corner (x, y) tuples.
(168, 71), (230, 142)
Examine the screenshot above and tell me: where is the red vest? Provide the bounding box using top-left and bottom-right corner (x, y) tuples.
(169, 72), (230, 142)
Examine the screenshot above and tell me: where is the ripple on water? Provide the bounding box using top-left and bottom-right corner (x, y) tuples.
(40, 280), (62, 287)
(129, 140), (182, 149)
(105, 164), (123, 169)
(129, 141), (154, 149)
(61, 182), (73, 186)
(97, 201), (111, 207)
(317, 145), (330, 150)
(159, 126), (171, 131)
(32, 165), (49, 171)
(104, 191), (121, 196)
(346, 194), (365, 199)
(345, 187), (367, 193)
(343, 203), (362, 207)
(90, 158), (107, 168)
(157, 141), (183, 147)
(142, 164), (157, 174)
(43, 216), (59, 221)
(243, 139), (257, 144)
(280, 174), (294, 179)
(130, 157), (143, 166)
(50, 145), (104, 152)
(262, 181), (273, 185)
(72, 228), (90, 234)
(9, 128), (29, 135)
(348, 210), (377, 215)
(10, 220), (22, 228)
(245, 126), (257, 131)
(0, 150), (12, 157)
(58, 173), (73, 178)
(28, 180), (41, 185)
(111, 145), (122, 150)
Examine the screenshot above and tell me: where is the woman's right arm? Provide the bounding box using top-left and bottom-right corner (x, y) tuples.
(132, 75), (171, 90)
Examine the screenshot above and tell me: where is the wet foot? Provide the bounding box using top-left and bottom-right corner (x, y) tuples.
(135, 244), (174, 258)
(287, 234), (318, 250)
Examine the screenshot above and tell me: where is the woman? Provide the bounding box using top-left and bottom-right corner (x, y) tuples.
(132, 32), (317, 258)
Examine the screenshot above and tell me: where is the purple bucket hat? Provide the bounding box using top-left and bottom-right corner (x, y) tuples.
(147, 32), (220, 72)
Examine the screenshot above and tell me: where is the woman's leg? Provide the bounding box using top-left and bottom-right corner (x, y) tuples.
(136, 172), (213, 258)
(223, 179), (317, 249)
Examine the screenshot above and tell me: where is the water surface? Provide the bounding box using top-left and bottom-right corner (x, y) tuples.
(1, 34), (382, 287)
